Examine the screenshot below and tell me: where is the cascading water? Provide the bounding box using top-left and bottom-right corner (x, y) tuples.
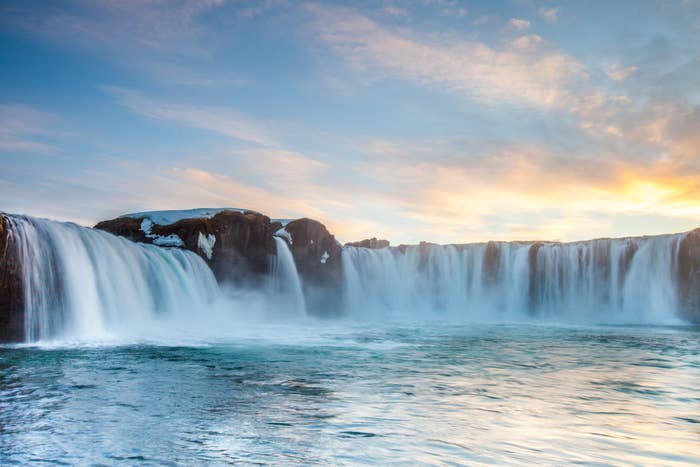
(7, 215), (219, 342)
(3, 213), (694, 343)
(271, 236), (306, 317)
(342, 234), (686, 323)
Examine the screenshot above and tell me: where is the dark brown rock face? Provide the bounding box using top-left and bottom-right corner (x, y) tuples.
(95, 211), (347, 311)
(96, 210), (278, 285)
(345, 238), (390, 249)
(482, 241), (501, 285)
(527, 242), (544, 309)
(0, 214), (25, 342)
(678, 228), (700, 322)
(282, 218), (343, 314)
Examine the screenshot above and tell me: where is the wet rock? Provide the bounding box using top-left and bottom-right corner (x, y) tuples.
(482, 241), (501, 285)
(678, 228), (700, 322)
(282, 218), (343, 314)
(528, 242), (544, 310)
(96, 210), (277, 285)
(0, 214), (25, 342)
(345, 238), (390, 249)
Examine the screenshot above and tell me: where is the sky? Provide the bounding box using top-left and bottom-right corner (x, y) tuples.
(1, 0), (699, 244)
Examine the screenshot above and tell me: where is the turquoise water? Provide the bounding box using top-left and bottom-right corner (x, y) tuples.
(1, 324), (700, 465)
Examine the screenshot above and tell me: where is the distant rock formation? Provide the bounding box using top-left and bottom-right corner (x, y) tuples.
(345, 238), (390, 249)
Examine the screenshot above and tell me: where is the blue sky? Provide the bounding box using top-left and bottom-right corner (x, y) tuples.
(1, 0), (699, 244)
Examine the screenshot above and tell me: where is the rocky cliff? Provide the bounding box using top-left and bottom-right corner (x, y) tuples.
(279, 218), (343, 314)
(678, 228), (700, 322)
(0, 214), (25, 342)
(95, 210), (344, 309)
(95, 209), (276, 285)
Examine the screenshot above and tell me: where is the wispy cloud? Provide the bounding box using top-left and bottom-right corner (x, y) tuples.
(0, 105), (62, 154)
(507, 18), (531, 31)
(37, 0), (227, 52)
(141, 62), (253, 87)
(305, 4), (585, 109)
(101, 86), (274, 146)
(605, 64), (638, 82)
(539, 7), (559, 23)
(2, 0), (250, 86)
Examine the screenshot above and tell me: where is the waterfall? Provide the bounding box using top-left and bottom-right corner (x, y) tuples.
(3, 213), (694, 341)
(342, 234), (686, 323)
(271, 236), (306, 317)
(6, 215), (219, 342)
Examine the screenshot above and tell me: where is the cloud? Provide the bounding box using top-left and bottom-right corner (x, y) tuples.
(507, 34), (544, 51)
(539, 7), (559, 23)
(49, 0), (226, 51)
(141, 62), (253, 87)
(383, 5), (408, 17)
(4, 1), (700, 245)
(229, 147), (330, 182)
(507, 18), (531, 31)
(356, 138), (700, 242)
(101, 86), (274, 146)
(605, 64), (638, 82)
(2, 0), (253, 86)
(0, 105), (62, 154)
(306, 4), (585, 108)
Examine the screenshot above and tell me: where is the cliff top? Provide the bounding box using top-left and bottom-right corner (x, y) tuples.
(119, 208), (262, 226)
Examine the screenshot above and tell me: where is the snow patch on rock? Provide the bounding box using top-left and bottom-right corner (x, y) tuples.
(197, 232), (216, 260)
(140, 218), (154, 235)
(139, 216), (184, 247)
(123, 208), (260, 226)
(320, 250), (329, 264)
(152, 234), (184, 247)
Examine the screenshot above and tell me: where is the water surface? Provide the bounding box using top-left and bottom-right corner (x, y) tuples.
(1, 324), (699, 465)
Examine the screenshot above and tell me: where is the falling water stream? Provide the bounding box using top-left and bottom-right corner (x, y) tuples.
(342, 236), (684, 323)
(6, 215), (219, 342)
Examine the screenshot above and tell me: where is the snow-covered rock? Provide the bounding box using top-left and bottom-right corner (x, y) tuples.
(138, 217), (184, 247)
(152, 234), (185, 247)
(122, 208), (260, 226)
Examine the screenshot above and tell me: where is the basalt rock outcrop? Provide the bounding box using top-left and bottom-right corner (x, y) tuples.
(95, 211), (344, 310)
(346, 238), (390, 249)
(96, 210), (277, 285)
(0, 213), (25, 342)
(277, 218), (343, 314)
(678, 228), (700, 322)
